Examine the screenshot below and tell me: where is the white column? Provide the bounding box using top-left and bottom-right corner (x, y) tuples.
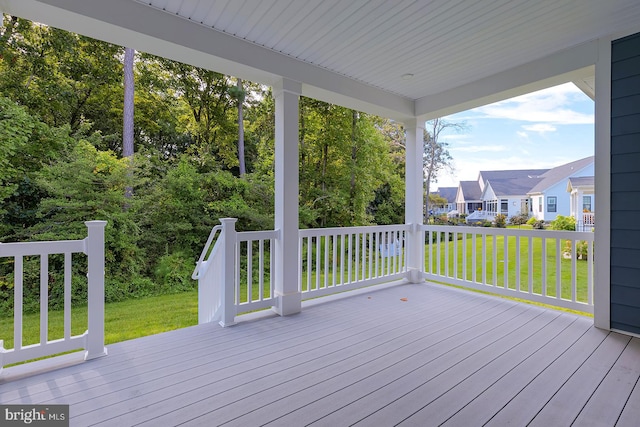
(405, 119), (425, 283)
(84, 220), (108, 360)
(594, 36), (612, 330)
(273, 78), (302, 316)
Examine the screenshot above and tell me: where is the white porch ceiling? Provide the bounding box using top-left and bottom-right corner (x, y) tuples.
(1, 0), (639, 120)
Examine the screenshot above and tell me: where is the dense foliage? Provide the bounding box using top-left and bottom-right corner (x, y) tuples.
(0, 16), (415, 311)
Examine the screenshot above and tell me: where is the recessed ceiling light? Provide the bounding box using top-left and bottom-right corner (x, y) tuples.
(401, 73), (414, 80)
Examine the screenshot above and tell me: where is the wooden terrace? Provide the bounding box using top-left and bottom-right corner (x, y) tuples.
(2, 282), (639, 426)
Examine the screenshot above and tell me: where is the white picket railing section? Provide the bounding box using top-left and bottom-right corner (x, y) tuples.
(0, 221), (107, 369)
(422, 225), (594, 313)
(193, 219), (277, 327)
(299, 224), (408, 299)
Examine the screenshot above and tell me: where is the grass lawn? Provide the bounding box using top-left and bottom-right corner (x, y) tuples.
(0, 291), (198, 351)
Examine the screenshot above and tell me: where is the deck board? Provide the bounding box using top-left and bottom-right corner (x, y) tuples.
(1, 282), (639, 427)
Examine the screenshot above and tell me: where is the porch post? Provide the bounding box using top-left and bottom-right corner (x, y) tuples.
(84, 220), (108, 360)
(273, 78), (302, 316)
(405, 119), (425, 283)
(594, 35), (611, 330)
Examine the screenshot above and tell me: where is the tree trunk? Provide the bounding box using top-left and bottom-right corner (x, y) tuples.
(123, 47), (135, 199)
(237, 78), (246, 176)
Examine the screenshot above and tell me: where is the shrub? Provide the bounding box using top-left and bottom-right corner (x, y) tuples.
(563, 240), (591, 260)
(509, 212), (529, 226)
(550, 215), (576, 231)
(494, 214), (506, 228)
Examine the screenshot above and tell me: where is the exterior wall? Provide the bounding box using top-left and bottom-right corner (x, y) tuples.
(610, 32), (640, 335)
(541, 181), (572, 221)
(532, 195), (544, 220)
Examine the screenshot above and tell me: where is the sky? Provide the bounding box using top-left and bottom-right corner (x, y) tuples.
(432, 82), (594, 190)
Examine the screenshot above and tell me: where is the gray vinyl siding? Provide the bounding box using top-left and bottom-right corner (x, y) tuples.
(611, 32), (640, 335)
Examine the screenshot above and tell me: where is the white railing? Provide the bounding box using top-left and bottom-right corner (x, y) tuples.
(422, 225), (594, 313)
(193, 219), (277, 327)
(577, 213), (595, 231)
(0, 221), (107, 369)
(299, 224), (409, 299)
(465, 210), (497, 223)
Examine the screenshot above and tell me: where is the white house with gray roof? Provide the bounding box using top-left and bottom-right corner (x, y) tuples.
(452, 157), (594, 224)
(528, 156), (594, 222)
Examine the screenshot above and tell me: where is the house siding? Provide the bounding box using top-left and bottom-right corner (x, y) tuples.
(611, 32), (640, 335)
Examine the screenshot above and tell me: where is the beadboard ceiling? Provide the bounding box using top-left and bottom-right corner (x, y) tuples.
(2, 0), (640, 119)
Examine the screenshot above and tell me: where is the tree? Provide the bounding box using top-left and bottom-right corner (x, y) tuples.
(231, 78), (246, 176)
(423, 118), (464, 221)
(123, 47), (135, 199)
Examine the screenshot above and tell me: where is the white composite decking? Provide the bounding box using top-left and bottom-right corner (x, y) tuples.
(1, 282), (640, 427)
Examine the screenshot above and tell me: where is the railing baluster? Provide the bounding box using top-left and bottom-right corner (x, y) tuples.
(324, 235), (329, 289)
(462, 232), (467, 281)
(503, 235), (508, 289)
(515, 235), (520, 292)
(40, 254), (48, 346)
(15, 256), (23, 351)
(528, 237), (533, 294)
(315, 236), (321, 291)
(259, 239), (264, 301)
(555, 238), (561, 300)
(247, 241), (253, 302)
(472, 233), (477, 283)
(354, 233), (359, 283)
(588, 239), (594, 305)
(571, 239), (577, 303)
(437, 231), (442, 276)
(332, 234), (337, 287)
(306, 236), (312, 291)
(64, 252), (72, 340)
(492, 235), (497, 287)
(444, 231), (450, 278)
(541, 237), (547, 297)
(482, 234), (487, 285)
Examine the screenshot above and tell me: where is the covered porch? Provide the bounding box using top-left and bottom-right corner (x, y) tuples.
(2, 0), (640, 425)
(3, 282), (640, 426)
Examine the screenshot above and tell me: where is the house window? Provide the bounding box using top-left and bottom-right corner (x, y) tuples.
(501, 200), (508, 214)
(547, 196), (557, 213)
(583, 196), (592, 212)
(538, 197), (542, 212)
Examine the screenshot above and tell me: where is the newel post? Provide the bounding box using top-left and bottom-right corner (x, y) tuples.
(84, 220), (108, 360)
(219, 218), (237, 327)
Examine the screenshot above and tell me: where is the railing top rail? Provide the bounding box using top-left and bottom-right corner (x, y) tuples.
(0, 239), (86, 258)
(237, 229), (279, 242)
(421, 224), (594, 240)
(299, 224), (409, 237)
(192, 224), (223, 280)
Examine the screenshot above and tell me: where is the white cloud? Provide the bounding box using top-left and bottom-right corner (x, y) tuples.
(517, 131), (529, 139)
(522, 123), (557, 134)
(473, 83), (593, 125)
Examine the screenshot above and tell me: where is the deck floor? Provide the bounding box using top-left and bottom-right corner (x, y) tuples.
(2, 282), (640, 426)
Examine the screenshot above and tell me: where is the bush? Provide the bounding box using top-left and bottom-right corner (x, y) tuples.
(509, 212), (529, 226)
(494, 214), (506, 228)
(527, 217), (545, 229)
(550, 215), (576, 231)
(563, 240), (591, 260)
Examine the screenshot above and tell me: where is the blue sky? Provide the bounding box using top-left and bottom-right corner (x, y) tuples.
(433, 82), (594, 190)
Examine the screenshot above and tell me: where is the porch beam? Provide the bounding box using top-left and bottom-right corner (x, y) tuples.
(273, 78), (302, 316)
(404, 119), (425, 282)
(415, 41), (598, 120)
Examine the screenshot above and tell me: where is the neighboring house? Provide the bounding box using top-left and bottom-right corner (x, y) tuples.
(456, 181), (482, 214)
(478, 169), (548, 218)
(453, 158), (595, 224)
(528, 156), (594, 221)
(567, 176), (595, 230)
(431, 187), (457, 214)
